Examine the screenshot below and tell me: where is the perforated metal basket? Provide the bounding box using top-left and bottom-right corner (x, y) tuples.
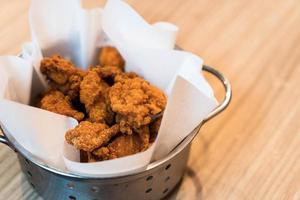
(0, 65), (231, 200)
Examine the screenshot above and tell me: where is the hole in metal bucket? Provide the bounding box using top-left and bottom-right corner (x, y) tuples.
(146, 176), (153, 181)
(25, 158), (30, 165)
(91, 186), (99, 193)
(27, 171), (32, 177)
(69, 195), (76, 200)
(30, 183), (35, 189)
(67, 183), (75, 190)
(165, 164), (171, 170)
(165, 176), (170, 182)
(145, 188), (152, 193)
(163, 188), (169, 194)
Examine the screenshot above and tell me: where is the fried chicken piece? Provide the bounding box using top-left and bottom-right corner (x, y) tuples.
(109, 77), (167, 134)
(93, 66), (123, 79)
(92, 133), (142, 160)
(39, 90), (84, 121)
(65, 121), (120, 152)
(135, 126), (150, 151)
(40, 55), (86, 99)
(115, 114), (134, 134)
(80, 69), (106, 107)
(87, 152), (98, 162)
(99, 46), (125, 70)
(80, 69), (114, 124)
(90, 66), (123, 86)
(88, 100), (114, 124)
(114, 71), (139, 83)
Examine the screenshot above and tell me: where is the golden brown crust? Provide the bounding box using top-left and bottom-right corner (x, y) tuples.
(92, 147), (112, 160)
(135, 126), (150, 151)
(39, 90), (84, 121)
(99, 46), (125, 70)
(109, 76), (167, 133)
(92, 66), (123, 80)
(92, 133), (142, 160)
(40, 55), (86, 99)
(114, 72), (139, 83)
(65, 121), (120, 152)
(79, 70), (114, 124)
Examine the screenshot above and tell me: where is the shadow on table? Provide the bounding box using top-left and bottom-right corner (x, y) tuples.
(164, 166), (203, 200)
(20, 169), (44, 200)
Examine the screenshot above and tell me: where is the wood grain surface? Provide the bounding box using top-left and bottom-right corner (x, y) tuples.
(0, 0), (299, 199)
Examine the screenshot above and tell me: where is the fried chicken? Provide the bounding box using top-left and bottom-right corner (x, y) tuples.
(114, 72), (139, 83)
(90, 66), (123, 86)
(39, 90), (84, 121)
(92, 133), (142, 160)
(38, 49), (167, 162)
(93, 66), (123, 79)
(84, 125), (150, 161)
(80, 69), (114, 124)
(109, 76), (167, 134)
(134, 126), (150, 151)
(99, 46), (125, 70)
(65, 121), (120, 152)
(40, 55), (86, 99)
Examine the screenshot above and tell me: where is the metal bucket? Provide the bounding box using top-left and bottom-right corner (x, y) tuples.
(0, 65), (231, 200)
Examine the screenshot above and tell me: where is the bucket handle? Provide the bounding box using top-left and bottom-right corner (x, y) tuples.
(202, 65), (232, 124)
(0, 133), (9, 146)
(0, 125), (10, 147)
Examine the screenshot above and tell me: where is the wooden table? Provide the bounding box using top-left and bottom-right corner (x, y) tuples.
(0, 0), (299, 199)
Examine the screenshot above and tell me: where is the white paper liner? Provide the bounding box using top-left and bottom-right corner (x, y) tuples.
(0, 0), (217, 176)
(0, 99), (78, 169)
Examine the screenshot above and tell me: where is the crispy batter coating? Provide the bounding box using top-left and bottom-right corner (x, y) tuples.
(39, 90), (84, 121)
(92, 133), (142, 160)
(93, 66), (123, 80)
(109, 76), (167, 134)
(114, 72), (139, 83)
(79, 70), (106, 107)
(115, 114), (134, 134)
(65, 121), (120, 152)
(80, 69), (114, 124)
(88, 100), (114, 124)
(40, 55), (86, 99)
(84, 125), (150, 162)
(99, 46), (125, 70)
(135, 126), (150, 151)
